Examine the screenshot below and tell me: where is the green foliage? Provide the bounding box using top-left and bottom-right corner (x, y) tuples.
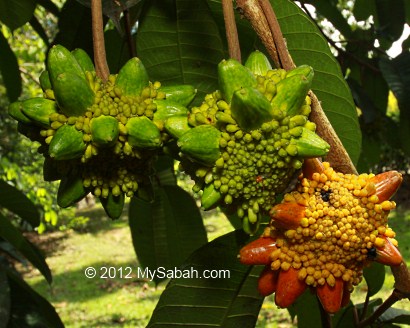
(147, 230), (264, 327)
(0, 0), (408, 327)
(129, 161), (208, 285)
(301, 0), (410, 172)
(0, 180), (63, 327)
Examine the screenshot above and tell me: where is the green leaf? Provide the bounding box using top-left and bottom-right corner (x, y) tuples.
(378, 307), (410, 325)
(379, 53), (410, 108)
(271, 0), (361, 165)
(288, 290), (321, 328)
(0, 0), (36, 30)
(0, 180), (40, 227)
(0, 32), (21, 102)
(0, 213), (52, 284)
(0, 265), (10, 327)
(52, 0), (94, 55)
(155, 155), (177, 186)
(136, 0), (225, 104)
(147, 230), (264, 327)
(129, 184), (207, 285)
(379, 53), (410, 155)
(105, 28), (134, 74)
(5, 266), (64, 328)
(363, 262), (385, 297)
(353, 0), (376, 22)
(375, 0), (405, 44)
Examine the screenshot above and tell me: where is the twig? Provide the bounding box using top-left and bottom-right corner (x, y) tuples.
(236, 0), (280, 67)
(391, 262), (410, 295)
(359, 291), (370, 321)
(258, 0), (293, 70)
(123, 9), (136, 58)
(19, 67), (41, 87)
(91, 0), (109, 81)
(222, 0), (241, 62)
(356, 290), (402, 328)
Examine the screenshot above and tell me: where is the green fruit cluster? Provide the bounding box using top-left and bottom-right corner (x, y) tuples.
(9, 45), (195, 219)
(173, 51), (330, 233)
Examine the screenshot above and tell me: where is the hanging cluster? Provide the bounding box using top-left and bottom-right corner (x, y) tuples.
(240, 158), (403, 313)
(172, 51), (329, 233)
(9, 45), (195, 219)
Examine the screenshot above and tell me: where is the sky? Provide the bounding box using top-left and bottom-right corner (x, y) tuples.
(387, 24), (410, 58)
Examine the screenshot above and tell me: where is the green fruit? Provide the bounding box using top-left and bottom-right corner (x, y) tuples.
(164, 116), (191, 138)
(8, 101), (32, 124)
(230, 87), (274, 131)
(293, 127), (330, 158)
(100, 192), (125, 220)
(47, 45), (85, 85)
(218, 59), (257, 103)
(126, 116), (162, 148)
(201, 183), (222, 210)
(244, 50), (272, 76)
(177, 125), (221, 166)
(115, 57), (149, 97)
(286, 65), (314, 80)
(159, 85), (197, 106)
(48, 124), (86, 160)
(153, 100), (188, 125)
(90, 115), (119, 147)
(20, 98), (58, 128)
(57, 174), (88, 208)
(53, 72), (95, 116)
(242, 215), (260, 235)
(72, 48), (95, 73)
(39, 70), (52, 91)
(270, 68), (313, 117)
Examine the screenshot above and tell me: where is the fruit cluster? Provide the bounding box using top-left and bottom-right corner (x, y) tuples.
(240, 158), (403, 313)
(174, 51), (329, 233)
(9, 45), (195, 219)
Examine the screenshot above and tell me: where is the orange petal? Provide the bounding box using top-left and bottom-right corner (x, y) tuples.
(316, 279), (344, 314)
(374, 236), (403, 266)
(369, 171), (402, 202)
(275, 267), (307, 308)
(269, 202), (306, 230)
(239, 237), (277, 265)
(302, 158), (325, 180)
(257, 265), (279, 296)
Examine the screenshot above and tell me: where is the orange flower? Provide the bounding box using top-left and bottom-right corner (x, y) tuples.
(239, 158), (403, 314)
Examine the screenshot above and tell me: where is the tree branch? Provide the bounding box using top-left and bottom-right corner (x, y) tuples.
(258, 0), (293, 70)
(222, 0), (241, 62)
(236, 0), (280, 67)
(91, 0), (109, 81)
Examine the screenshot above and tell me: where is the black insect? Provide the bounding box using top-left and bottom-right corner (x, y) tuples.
(320, 189), (332, 202)
(367, 247), (377, 260)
